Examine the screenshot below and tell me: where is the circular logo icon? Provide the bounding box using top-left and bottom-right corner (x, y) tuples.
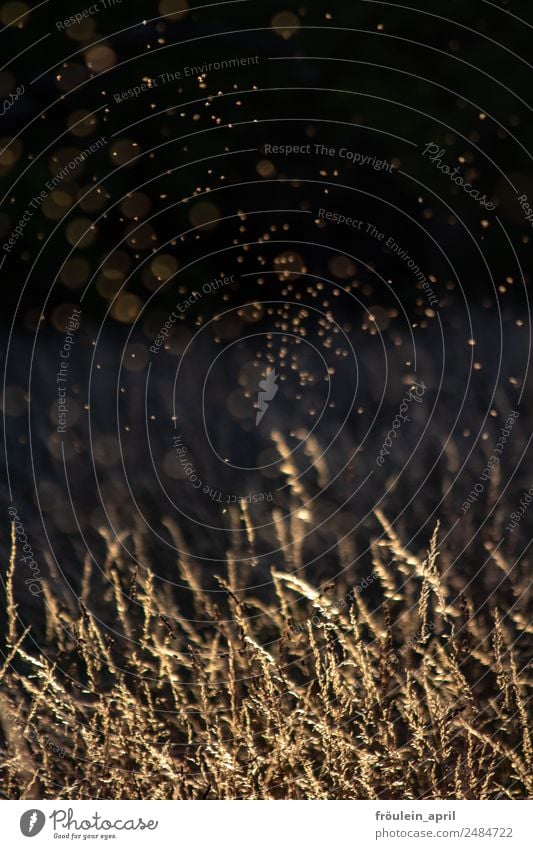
(20, 809), (46, 837)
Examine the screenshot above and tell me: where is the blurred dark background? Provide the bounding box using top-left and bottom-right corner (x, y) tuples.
(0, 0), (532, 319)
(0, 0), (532, 613)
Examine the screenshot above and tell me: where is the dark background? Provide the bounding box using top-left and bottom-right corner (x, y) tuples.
(0, 0), (531, 611)
(0, 0), (532, 319)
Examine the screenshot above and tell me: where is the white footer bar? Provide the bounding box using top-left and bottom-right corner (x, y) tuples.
(4, 800), (532, 848)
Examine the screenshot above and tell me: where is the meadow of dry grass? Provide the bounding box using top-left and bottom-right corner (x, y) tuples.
(1, 504), (531, 800)
(2, 0), (533, 814)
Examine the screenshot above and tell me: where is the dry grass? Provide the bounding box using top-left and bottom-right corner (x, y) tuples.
(1, 508), (531, 800)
